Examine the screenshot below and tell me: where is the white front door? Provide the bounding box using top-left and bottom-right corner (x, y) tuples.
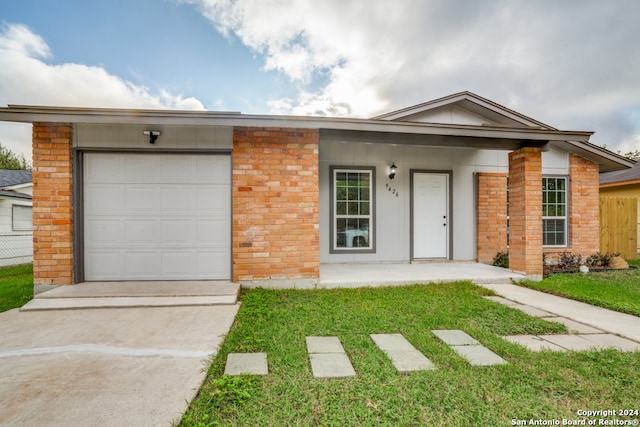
(412, 172), (449, 259)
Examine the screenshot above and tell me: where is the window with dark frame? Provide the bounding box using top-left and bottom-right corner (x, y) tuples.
(331, 167), (374, 252)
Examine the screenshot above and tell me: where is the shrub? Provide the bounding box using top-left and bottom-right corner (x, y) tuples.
(492, 251), (509, 268)
(585, 252), (619, 268)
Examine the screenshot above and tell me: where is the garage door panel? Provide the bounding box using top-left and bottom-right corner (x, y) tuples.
(86, 187), (122, 211)
(161, 220), (196, 243)
(197, 220), (229, 245)
(124, 156), (158, 182)
(162, 187), (196, 211)
(197, 252), (230, 276)
(85, 252), (122, 279)
(124, 252), (160, 277)
(196, 187), (230, 210)
(124, 220), (160, 245)
(85, 219), (122, 244)
(161, 252), (196, 276)
(84, 153), (231, 281)
(197, 156), (230, 182)
(160, 156), (195, 182)
(125, 187), (160, 211)
(86, 154), (124, 182)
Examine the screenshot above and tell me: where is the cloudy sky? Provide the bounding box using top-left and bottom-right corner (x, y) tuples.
(1, 0), (639, 161)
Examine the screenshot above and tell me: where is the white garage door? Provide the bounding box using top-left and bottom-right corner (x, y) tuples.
(84, 153), (230, 281)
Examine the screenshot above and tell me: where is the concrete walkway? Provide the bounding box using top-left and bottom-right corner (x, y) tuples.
(0, 283), (240, 427)
(481, 283), (640, 344)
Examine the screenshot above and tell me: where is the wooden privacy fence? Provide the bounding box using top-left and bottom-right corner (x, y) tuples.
(600, 197), (638, 259)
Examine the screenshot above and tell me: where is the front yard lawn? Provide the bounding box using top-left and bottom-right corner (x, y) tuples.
(0, 264), (33, 312)
(519, 265), (640, 317)
(181, 283), (640, 426)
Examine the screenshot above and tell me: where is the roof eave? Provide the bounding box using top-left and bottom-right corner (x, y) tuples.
(0, 105), (593, 143)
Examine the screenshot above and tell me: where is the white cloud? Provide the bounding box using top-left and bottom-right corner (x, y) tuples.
(0, 23), (206, 161)
(187, 0), (640, 151)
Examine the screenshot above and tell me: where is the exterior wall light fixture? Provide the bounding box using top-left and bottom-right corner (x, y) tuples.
(143, 130), (161, 144)
(389, 162), (397, 179)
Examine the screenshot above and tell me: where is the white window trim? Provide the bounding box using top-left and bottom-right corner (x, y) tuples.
(542, 176), (568, 248)
(12, 204), (33, 232)
(330, 166), (376, 253)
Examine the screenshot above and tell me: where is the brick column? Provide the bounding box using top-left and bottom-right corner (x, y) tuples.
(32, 123), (74, 287)
(569, 154), (599, 255)
(476, 173), (508, 263)
(232, 127), (319, 285)
(508, 147), (543, 278)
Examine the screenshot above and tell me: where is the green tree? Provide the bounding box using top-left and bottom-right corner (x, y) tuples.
(0, 143), (30, 170)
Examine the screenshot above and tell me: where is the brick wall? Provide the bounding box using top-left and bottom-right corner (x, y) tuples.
(476, 173), (508, 263)
(232, 127), (320, 282)
(569, 154), (600, 255)
(32, 123), (74, 285)
(508, 147), (543, 277)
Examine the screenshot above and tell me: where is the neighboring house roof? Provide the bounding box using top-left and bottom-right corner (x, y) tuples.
(0, 169), (31, 187)
(0, 170), (32, 200)
(600, 158), (640, 187)
(0, 92), (634, 172)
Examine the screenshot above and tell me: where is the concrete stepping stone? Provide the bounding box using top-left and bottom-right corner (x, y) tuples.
(432, 330), (508, 366)
(543, 317), (604, 334)
(306, 337), (356, 378)
(449, 344), (509, 366)
(224, 352), (268, 375)
(370, 334), (436, 373)
(502, 335), (567, 352)
(431, 330), (479, 346)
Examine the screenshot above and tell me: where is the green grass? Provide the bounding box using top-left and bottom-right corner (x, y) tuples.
(0, 264), (33, 312)
(180, 282), (640, 426)
(520, 264), (640, 317)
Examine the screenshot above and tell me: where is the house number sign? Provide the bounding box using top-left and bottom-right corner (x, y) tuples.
(385, 183), (399, 197)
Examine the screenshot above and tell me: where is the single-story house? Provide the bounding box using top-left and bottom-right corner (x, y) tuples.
(0, 91), (633, 290)
(0, 169), (33, 266)
(600, 158), (640, 256)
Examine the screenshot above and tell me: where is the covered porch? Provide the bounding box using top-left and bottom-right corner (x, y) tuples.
(319, 262), (524, 288)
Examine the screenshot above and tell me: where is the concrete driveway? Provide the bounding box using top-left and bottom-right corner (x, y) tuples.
(0, 303), (239, 426)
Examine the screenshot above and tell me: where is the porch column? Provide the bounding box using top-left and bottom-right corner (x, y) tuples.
(508, 147), (543, 279)
(32, 122), (74, 290)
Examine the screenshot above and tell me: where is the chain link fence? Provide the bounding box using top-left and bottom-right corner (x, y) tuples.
(0, 232), (33, 267)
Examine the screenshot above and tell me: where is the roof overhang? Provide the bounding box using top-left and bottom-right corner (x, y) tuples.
(0, 104), (631, 172)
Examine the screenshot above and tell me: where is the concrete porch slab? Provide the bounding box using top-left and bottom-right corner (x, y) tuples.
(224, 353), (269, 375)
(319, 262), (524, 288)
